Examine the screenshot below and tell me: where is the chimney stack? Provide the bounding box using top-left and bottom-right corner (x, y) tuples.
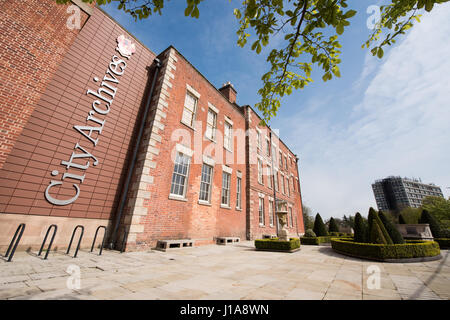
(219, 82), (237, 104)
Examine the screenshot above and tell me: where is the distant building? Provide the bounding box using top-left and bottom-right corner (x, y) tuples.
(372, 176), (444, 211)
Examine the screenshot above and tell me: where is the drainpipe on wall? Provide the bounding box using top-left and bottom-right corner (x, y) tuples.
(108, 58), (162, 250)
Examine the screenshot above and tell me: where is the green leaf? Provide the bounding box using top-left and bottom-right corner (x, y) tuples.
(336, 23), (344, 35)
(344, 10), (357, 19)
(377, 47), (384, 59)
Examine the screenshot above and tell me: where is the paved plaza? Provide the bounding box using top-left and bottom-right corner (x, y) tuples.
(0, 242), (449, 300)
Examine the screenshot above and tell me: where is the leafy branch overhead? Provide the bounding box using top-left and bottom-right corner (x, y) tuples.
(56, 0), (449, 121)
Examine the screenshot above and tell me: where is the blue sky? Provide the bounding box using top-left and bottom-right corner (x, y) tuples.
(103, 1), (450, 220)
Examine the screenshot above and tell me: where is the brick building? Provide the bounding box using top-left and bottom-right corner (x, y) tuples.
(0, 0), (304, 252)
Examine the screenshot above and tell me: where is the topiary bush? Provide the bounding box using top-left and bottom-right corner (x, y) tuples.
(313, 213), (328, 236)
(379, 210), (405, 244)
(419, 209), (443, 238)
(354, 212), (367, 243)
(331, 238), (441, 261)
(255, 238), (300, 251)
(328, 217), (340, 233)
(304, 229), (316, 237)
(370, 219), (388, 244)
(368, 209), (393, 245)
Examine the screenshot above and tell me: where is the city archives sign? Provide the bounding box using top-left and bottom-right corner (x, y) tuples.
(44, 35), (136, 206)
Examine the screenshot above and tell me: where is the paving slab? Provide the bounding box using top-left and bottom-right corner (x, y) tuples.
(0, 244), (448, 300)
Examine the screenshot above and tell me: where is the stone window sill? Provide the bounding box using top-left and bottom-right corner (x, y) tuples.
(220, 204), (231, 210)
(169, 194), (188, 202)
(198, 200), (212, 206)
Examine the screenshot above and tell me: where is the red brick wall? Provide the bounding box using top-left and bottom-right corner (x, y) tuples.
(128, 48), (247, 249)
(244, 106), (304, 239)
(0, 0), (90, 168)
(0, 5), (156, 222)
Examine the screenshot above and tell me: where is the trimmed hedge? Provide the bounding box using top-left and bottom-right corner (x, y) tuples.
(255, 238), (300, 251)
(300, 236), (331, 245)
(331, 238), (440, 261)
(434, 238), (450, 249)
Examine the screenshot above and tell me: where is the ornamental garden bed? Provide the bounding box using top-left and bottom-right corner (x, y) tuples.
(331, 238), (441, 262)
(254, 238), (300, 253)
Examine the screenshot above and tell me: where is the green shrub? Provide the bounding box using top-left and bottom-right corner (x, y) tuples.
(399, 214), (407, 224)
(419, 209), (443, 238)
(370, 220), (388, 244)
(255, 238), (300, 251)
(367, 208), (376, 238)
(300, 236), (331, 245)
(441, 229), (450, 238)
(328, 217), (340, 233)
(368, 209), (393, 244)
(379, 210), (405, 244)
(313, 213), (328, 236)
(331, 238), (441, 260)
(434, 238), (450, 249)
(304, 229), (316, 237)
(354, 212), (367, 243)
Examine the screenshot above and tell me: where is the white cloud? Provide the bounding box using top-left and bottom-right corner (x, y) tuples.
(279, 3), (450, 219)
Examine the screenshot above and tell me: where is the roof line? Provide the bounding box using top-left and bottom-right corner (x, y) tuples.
(159, 45), (245, 117)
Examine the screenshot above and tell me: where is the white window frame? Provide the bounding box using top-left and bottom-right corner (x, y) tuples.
(181, 91), (198, 128)
(205, 107), (218, 142)
(221, 171), (231, 207)
(266, 165), (272, 189)
(169, 152), (191, 199)
(257, 158), (263, 185)
(236, 176), (242, 210)
(287, 176), (290, 196)
(259, 197), (265, 226)
(224, 119), (233, 152)
(199, 163), (213, 204)
(256, 129), (262, 152)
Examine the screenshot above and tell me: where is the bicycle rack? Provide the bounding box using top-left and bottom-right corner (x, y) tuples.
(38, 224), (58, 260)
(90, 226), (107, 256)
(4, 223), (26, 262)
(120, 230), (128, 253)
(66, 225), (84, 258)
